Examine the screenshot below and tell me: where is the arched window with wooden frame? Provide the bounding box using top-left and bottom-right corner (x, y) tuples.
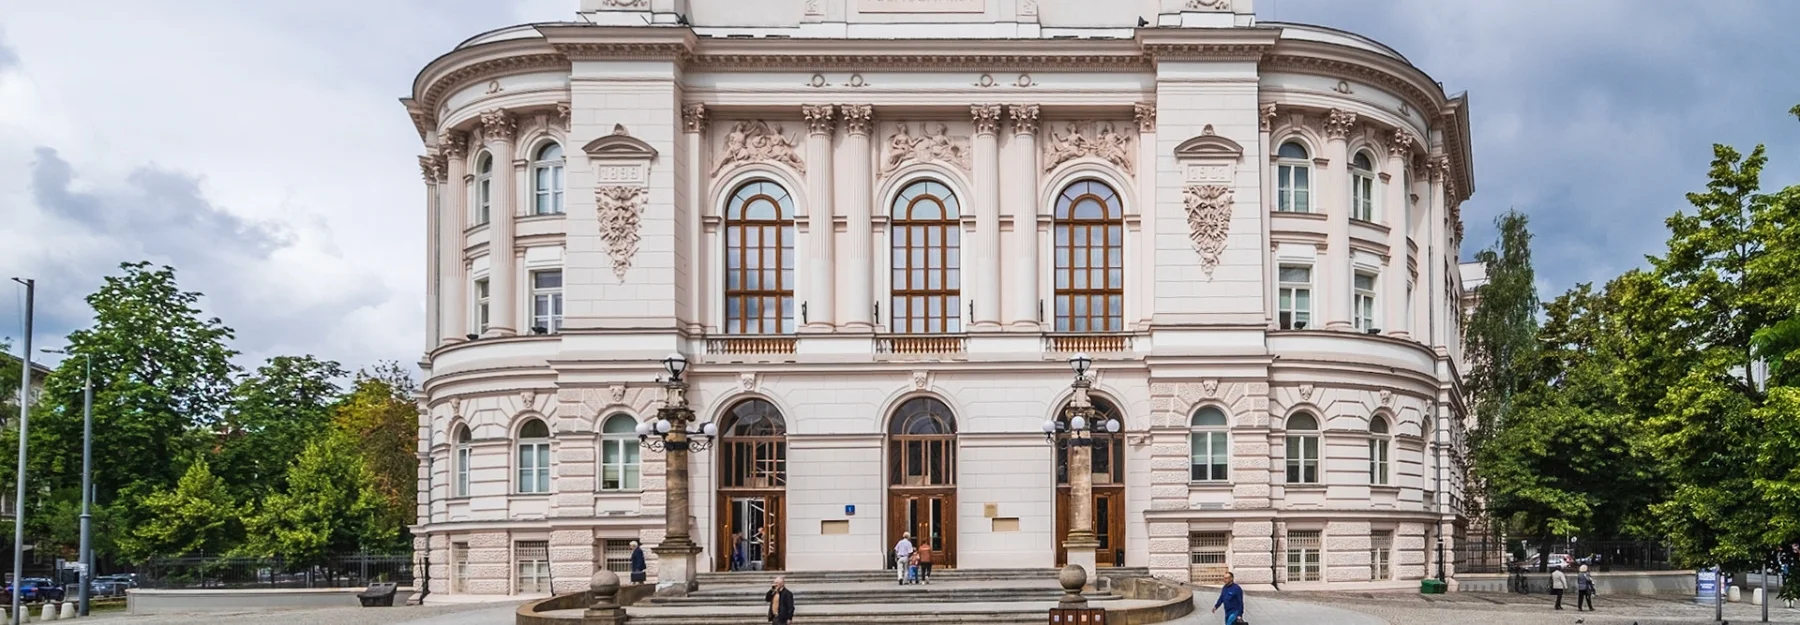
(724, 181), (797, 335)
(718, 399), (789, 572)
(1052, 180), (1124, 333)
(887, 397), (958, 568)
(889, 180), (962, 334)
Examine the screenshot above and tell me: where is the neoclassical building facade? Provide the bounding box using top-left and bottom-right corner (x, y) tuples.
(406, 0), (1478, 597)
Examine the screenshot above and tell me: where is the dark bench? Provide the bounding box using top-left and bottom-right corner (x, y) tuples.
(358, 582), (399, 607)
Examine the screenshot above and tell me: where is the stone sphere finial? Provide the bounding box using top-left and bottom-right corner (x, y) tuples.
(1059, 564), (1088, 592)
(591, 569), (621, 596)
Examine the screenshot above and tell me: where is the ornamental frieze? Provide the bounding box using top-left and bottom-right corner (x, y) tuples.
(1042, 120), (1134, 175)
(713, 120), (805, 176)
(596, 185), (649, 281)
(1184, 184), (1232, 277)
(880, 122), (971, 177)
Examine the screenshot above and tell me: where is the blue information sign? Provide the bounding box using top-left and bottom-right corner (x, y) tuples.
(1697, 568), (1720, 605)
(845, 504), (856, 516)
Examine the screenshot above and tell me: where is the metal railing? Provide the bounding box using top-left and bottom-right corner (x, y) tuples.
(139, 554), (413, 589)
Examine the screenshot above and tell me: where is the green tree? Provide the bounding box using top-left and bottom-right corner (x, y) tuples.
(237, 432), (392, 566)
(329, 362), (417, 551)
(1464, 209), (1540, 443)
(0, 339), (20, 421)
(117, 458), (241, 561)
(214, 355), (346, 501)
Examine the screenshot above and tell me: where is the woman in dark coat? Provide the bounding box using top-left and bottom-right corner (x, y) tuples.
(629, 541), (648, 584)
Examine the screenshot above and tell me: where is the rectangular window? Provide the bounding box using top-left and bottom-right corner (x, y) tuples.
(1278, 266), (1313, 330)
(602, 540), (635, 574)
(473, 278), (491, 335)
(1369, 438), (1391, 485)
(1370, 530), (1393, 580)
(455, 445), (470, 497)
(1189, 431), (1229, 482)
(515, 541), (551, 594)
(531, 270), (563, 333)
(476, 178), (492, 225)
(1354, 272), (1378, 332)
(518, 441), (551, 494)
(600, 436), (641, 491)
(1285, 435), (1319, 484)
(1352, 173), (1376, 221)
(1189, 532), (1231, 584)
(451, 542), (469, 593)
(1286, 530), (1322, 582)
(1277, 164), (1311, 212)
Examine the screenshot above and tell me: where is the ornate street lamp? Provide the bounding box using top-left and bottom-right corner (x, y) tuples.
(1041, 353), (1118, 587)
(635, 353), (716, 596)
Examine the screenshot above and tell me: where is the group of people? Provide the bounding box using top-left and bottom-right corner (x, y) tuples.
(1549, 564), (1598, 611)
(892, 532), (936, 584)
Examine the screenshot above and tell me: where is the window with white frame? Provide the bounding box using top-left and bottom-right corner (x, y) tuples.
(473, 278), (491, 335)
(1189, 531), (1230, 584)
(1276, 141), (1312, 213)
(599, 414), (641, 491)
(602, 539), (635, 574)
(1369, 415), (1392, 485)
(1351, 151), (1377, 222)
(532, 143), (564, 215)
(1278, 266), (1313, 330)
(1286, 530), (1322, 582)
(1189, 407), (1229, 482)
(1354, 272), (1378, 332)
(454, 425), (471, 497)
(474, 152), (493, 225)
(1370, 530), (1393, 580)
(1285, 412), (1320, 484)
(517, 418), (552, 494)
(515, 541), (551, 594)
(531, 270), (563, 333)
(451, 542), (469, 593)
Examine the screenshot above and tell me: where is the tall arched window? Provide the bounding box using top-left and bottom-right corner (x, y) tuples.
(1053, 180), (1123, 333)
(1351, 150), (1376, 222)
(532, 143), (565, 215)
(1369, 415), (1391, 486)
(1275, 141), (1311, 213)
(454, 424), (472, 497)
(599, 414), (640, 491)
(517, 418), (552, 494)
(725, 181), (797, 334)
(718, 399), (789, 572)
(1189, 407), (1229, 482)
(890, 180), (962, 334)
(1284, 412), (1320, 484)
(474, 152), (494, 225)
(889, 398), (957, 487)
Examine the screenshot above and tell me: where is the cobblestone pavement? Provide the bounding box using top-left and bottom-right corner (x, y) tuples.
(89, 601), (522, 625)
(1276, 589), (1800, 625)
(1171, 592), (1387, 625)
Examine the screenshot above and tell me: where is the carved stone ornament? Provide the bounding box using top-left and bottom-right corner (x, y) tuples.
(1258, 103), (1279, 133)
(1186, 0), (1232, 10)
(682, 103), (708, 134)
(1184, 184), (1233, 277)
(740, 373), (757, 392)
(713, 120), (805, 176)
(912, 370), (929, 390)
(1042, 121), (1134, 175)
(609, 385), (627, 403)
(1324, 109), (1357, 141)
(1020, 0), (1039, 15)
(971, 104), (1003, 135)
(479, 109), (516, 143)
(1389, 130), (1416, 160)
(1380, 389), (1393, 406)
(805, 0), (823, 15)
(802, 104), (836, 136)
(418, 154), (439, 183)
(450, 397), (462, 416)
(596, 186), (650, 281)
(840, 104), (874, 136)
(1009, 104), (1040, 136)
(556, 102), (572, 131)
(1134, 103), (1156, 133)
(1202, 379), (1220, 398)
(601, 0), (648, 6)
(1298, 384), (1315, 401)
(881, 123), (971, 176)
(521, 390), (537, 408)
(438, 131), (468, 160)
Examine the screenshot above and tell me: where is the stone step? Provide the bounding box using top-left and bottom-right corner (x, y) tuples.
(625, 607), (1054, 625)
(694, 567), (1149, 586)
(652, 587), (1121, 606)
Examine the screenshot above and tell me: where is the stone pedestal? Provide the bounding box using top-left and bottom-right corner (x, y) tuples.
(1058, 564), (1089, 608)
(586, 570), (628, 625)
(653, 539), (702, 597)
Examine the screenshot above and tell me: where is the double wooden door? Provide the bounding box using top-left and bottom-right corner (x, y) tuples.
(1055, 486), (1125, 568)
(888, 490), (956, 569)
(718, 492), (785, 571)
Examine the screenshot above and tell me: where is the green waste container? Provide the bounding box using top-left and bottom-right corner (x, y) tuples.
(1420, 579), (1447, 594)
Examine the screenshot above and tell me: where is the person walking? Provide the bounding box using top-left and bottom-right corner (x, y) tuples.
(894, 533), (915, 585)
(765, 576), (796, 625)
(916, 541), (934, 584)
(629, 541), (648, 585)
(1211, 571), (1244, 625)
(1576, 564), (1596, 611)
(1550, 565), (1567, 610)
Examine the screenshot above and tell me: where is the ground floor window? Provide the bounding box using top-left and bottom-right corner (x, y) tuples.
(451, 542), (469, 593)
(515, 541), (551, 594)
(602, 539), (635, 574)
(1286, 530), (1322, 582)
(1371, 530), (1393, 580)
(1189, 531), (1230, 584)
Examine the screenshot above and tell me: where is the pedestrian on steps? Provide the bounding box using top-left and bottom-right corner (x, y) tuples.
(629, 541), (647, 585)
(894, 533), (915, 585)
(916, 541), (934, 584)
(1211, 571), (1245, 625)
(766, 576), (796, 625)
(1550, 565), (1567, 610)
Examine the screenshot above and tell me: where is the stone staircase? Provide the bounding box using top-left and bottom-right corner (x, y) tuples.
(693, 566), (1150, 587)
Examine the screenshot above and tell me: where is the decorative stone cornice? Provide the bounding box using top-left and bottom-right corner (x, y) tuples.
(1259, 103), (1278, 133)
(1324, 109), (1357, 141)
(802, 104), (837, 136)
(971, 104), (1003, 136)
(596, 186), (649, 281)
(691, 52), (1148, 72)
(713, 120), (805, 175)
(479, 109), (516, 144)
(1389, 130), (1416, 161)
(1043, 121), (1135, 176)
(840, 104), (874, 136)
(415, 53), (569, 125)
(547, 42), (692, 61)
(1134, 103), (1156, 133)
(681, 103), (708, 134)
(881, 123), (972, 176)
(1009, 104), (1040, 136)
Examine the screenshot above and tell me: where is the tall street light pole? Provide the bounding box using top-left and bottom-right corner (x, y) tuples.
(1041, 353), (1119, 594)
(635, 353), (716, 597)
(10, 277), (34, 625)
(42, 348), (92, 616)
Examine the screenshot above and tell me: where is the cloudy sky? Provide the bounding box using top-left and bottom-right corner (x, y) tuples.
(1, 0), (1796, 375)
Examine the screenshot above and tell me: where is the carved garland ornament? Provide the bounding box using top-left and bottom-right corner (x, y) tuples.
(881, 123), (971, 176)
(1184, 184), (1233, 277)
(1043, 121), (1134, 175)
(713, 120), (805, 175)
(1187, 0), (1232, 10)
(596, 186), (649, 281)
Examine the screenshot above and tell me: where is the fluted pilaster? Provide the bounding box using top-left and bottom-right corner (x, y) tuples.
(480, 109), (519, 337)
(971, 104), (1003, 329)
(1322, 109), (1356, 331)
(839, 104), (875, 329)
(1384, 131), (1415, 338)
(1008, 104), (1042, 329)
(802, 104), (838, 331)
(439, 134), (470, 344)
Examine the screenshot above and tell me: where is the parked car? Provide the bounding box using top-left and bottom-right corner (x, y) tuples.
(87, 579), (122, 597)
(2, 578), (65, 603)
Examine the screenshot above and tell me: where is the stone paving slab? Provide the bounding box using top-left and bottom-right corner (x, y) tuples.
(88, 600), (523, 625)
(1276, 589), (1800, 625)
(562, 596), (1165, 618)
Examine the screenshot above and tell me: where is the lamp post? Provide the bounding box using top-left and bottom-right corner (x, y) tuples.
(41, 348), (92, 616)
(635, 353), (717, 597)
(10, 277), (33, 625)
(1041, 353), (1119, 587)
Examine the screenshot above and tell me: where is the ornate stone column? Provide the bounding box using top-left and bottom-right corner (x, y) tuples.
(1384, 131), (1415, 338)
(1427, 155), (1449, 349)
(1260, 104), (1278, 328)
(439, 134), (469, 344)
(1007, 105), (1041, 330)
(802, 104), (838, 331)
(480, 109), (519, 337)
(1062, 380), (1099, 588)
(972, 104), (1003, 329)
(1323, 109), (1357, 331)
(683, 104), (709, 332)
(840, 105), (876, 330)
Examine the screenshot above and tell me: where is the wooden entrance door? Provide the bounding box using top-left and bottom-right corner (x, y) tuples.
(889, 491), (957, 568)
(887, 397), (959, 570)
(716, 399), (788, 571)
(719, 493), (785, 571)
(1055, 486), (1126, 567)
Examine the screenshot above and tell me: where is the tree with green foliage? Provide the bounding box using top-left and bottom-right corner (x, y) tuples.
(214, 355), (346, 501)
(237, 432), (393, 566)
(116, 458), (241, 561)
(1464, 209), (1541, 441)
(329, 362), (417, 551)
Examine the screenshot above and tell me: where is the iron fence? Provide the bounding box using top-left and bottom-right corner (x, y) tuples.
(139, 553), (413, 589)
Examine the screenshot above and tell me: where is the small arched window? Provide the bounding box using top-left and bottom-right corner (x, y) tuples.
(1189, 407), (1229, 482)
(724, 181), (797, 334)
(1284, 412), (1320, 484)
(453, 425), (472, 497)
(532, 143), (565, 215)
(1369, 415), (1391, 486)
(517, 418), (552, 494)
(600, 414), (641, 491)
(1351, 150), (1376, 222)
(474, 152), (494, 225)
(891, 180), (962, 334)
(1053, 180), (1124, 333)
(1276, 141), (1311, 213)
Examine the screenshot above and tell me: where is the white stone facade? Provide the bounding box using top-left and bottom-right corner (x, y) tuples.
(405, 0), (1476, 596)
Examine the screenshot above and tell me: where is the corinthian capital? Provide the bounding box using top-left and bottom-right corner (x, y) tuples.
(1427, 154), (1449, 181)
(971, 104), (1002, 136)
(802, 104), (837, 136)
(419, 154), (439, 183)
(438, 131), (468, 160)
(1389, 130), (1416, 161)
(1258, 103), (1278, 132)
(682, 103), (708, 134)
(480, 109), (516, 143)
(1009, 104), (1040, 136)
(1134, 103), (1156, 132)
(840, 104), (874, 136)
(1324, 109), (1357, 141)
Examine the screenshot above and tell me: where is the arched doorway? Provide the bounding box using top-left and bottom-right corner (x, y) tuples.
(716, 399), (787, 571)
(1054, 398), (1126, 568)
(887, 397), (958, 569)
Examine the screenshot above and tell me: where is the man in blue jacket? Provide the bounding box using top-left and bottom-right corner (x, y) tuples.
(1211, 571), (1244, 624)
